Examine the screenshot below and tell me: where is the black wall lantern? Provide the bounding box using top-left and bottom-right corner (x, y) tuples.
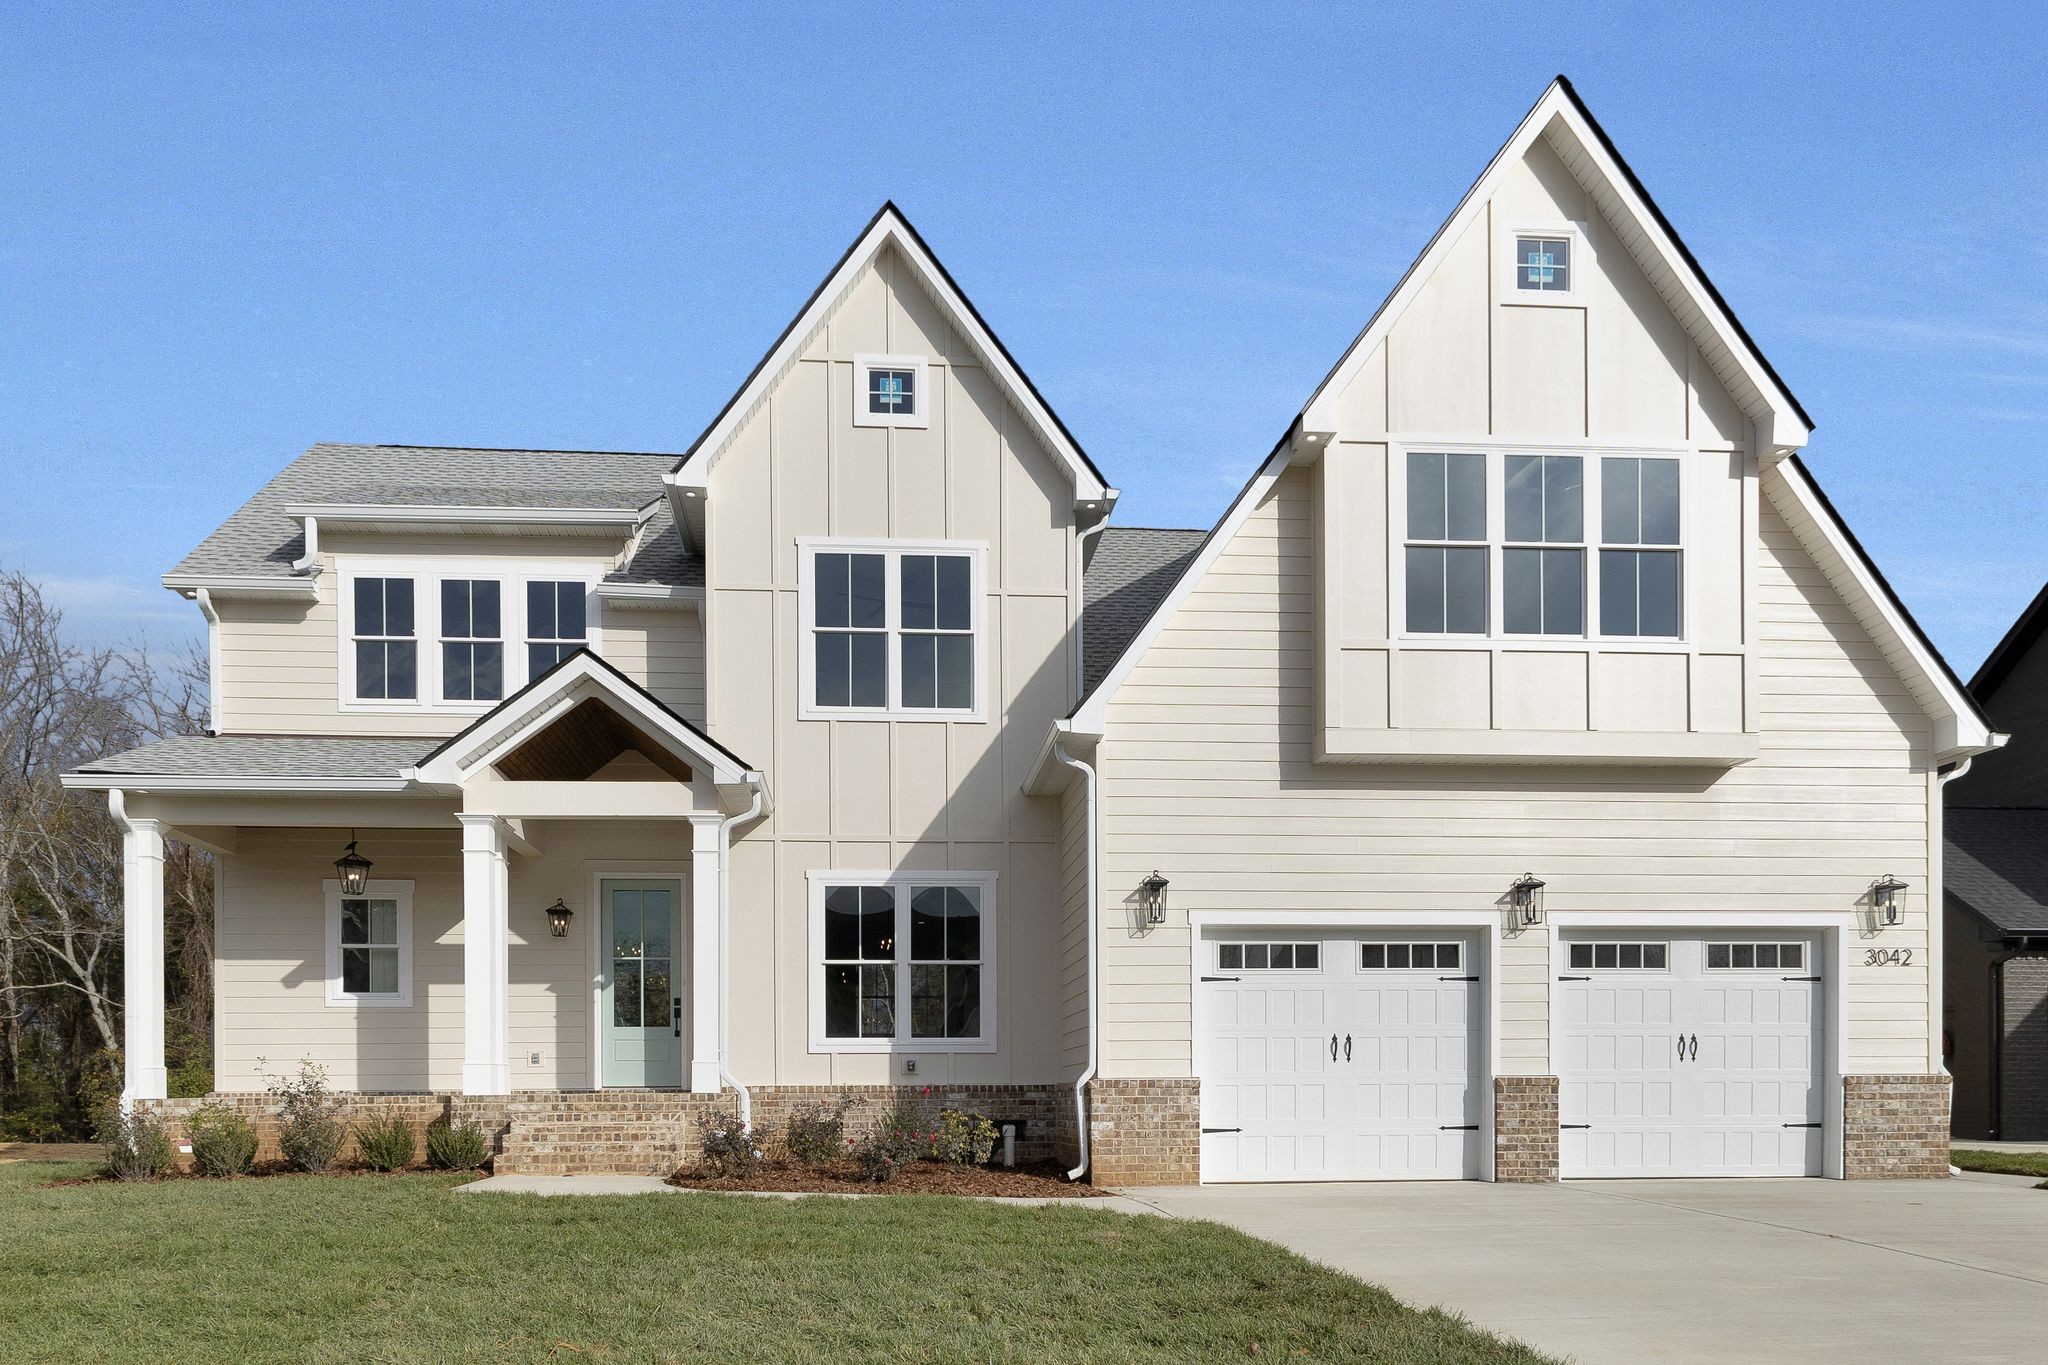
(545, 898), (576, 938)
(1510, 872), (1546, 927)
(1138, 872), (1170, 926)
(1872, 874), (1908, 927)
(334, 833), (373, 897)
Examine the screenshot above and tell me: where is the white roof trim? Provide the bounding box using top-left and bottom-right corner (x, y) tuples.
(161, 573), (319, 600)
(60, 773), (413, 794)
(284, 503), (644, 531)
(1766, 459), (1995, 761)
(1066, 438), (1295, 735)
(1299, 77), (1810, 453)
(664, 205), (1111, 508)
(410, 651), (753, 789)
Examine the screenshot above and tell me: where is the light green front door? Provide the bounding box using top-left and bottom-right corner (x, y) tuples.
(600, 880), (684, 1088)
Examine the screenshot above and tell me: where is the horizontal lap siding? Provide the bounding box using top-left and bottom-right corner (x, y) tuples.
(1096, 466), (1932, 1079)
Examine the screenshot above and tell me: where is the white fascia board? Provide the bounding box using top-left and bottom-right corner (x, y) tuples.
(411, 653), (749, 788)
(161, 573), (319, 601)
(1299, 79), (1808, 450)
(663, 207), (1109, 506)
(1768, 459), (1995, 759)
(284, 503), (643, 533)
(1068, 438), (1295, 733)
(60, 773), (414, 794)
(596, 582), (703, 615)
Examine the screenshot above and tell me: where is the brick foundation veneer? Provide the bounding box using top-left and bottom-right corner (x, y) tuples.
(746, 1085), (1067, 1165)
(1085, 1078), (1199, 1186)
(1843, 1074), (1951, 1178)
(1494, 1076), (1559, 1182)
(139, 1093), (511, 1172)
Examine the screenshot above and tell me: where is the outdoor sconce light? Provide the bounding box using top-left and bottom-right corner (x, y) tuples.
(1509, 873), (1546, 927)
(1872, 874), (1909, 928)
(545, 898), (575, 939)
(1138, 871), (1170, 926)
(333, 833), (373, 897)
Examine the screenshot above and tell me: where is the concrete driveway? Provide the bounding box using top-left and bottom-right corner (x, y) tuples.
(1119, 1174), (2048, 1364)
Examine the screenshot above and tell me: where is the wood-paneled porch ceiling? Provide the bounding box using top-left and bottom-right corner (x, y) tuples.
(492, 698), (694, 785)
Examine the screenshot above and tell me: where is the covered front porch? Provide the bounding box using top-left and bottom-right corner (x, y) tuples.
(65, 652), (768, 1107)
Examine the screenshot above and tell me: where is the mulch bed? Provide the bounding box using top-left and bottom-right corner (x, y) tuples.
(669, 1158), (1106, 1197)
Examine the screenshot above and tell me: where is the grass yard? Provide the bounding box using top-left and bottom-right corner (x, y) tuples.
(0, 1161), (1553, 1363)
(1950, 1148), (2048, 1180)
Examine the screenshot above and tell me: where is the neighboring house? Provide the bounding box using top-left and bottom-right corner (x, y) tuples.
(1945, 584), (2048, 1140)
(66, 77), (2001, 1184)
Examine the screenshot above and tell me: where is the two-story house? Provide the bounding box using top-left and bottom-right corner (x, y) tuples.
(68, 77), (1999, 1183)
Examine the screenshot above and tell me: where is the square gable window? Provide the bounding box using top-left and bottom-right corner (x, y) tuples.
(1505, 227), (1582, 303)
(853, 354), (929, 429)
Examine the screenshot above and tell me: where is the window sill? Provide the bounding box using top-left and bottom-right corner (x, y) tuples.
(797, 708), (988, 724)
(1317, 727), (1759, 768)
(807, 1040), (998, 1055)
(323, 994), (414, 1009)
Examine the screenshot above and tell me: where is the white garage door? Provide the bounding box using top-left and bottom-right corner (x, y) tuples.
(1559, 933), (1825, 1178)
(1199, 932), (1483, 1182)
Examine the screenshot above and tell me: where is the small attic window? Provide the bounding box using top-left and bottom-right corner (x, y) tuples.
(1516, 236), (1570, 292)
(853, 354), (929, 429)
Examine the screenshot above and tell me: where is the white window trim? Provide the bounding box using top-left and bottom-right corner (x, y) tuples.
(796, 538), (989, 722)
(1500, 222), (1585, 305)
(851, 353), (930, 429)
(337, 558), (604, 714)
(805, 869), (999, 1054)
(1388, 442), (1692, 648)
(323, 878), (413, 1008)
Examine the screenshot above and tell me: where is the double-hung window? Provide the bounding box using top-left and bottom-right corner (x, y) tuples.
(1503, 454), (1584, 635)
(803, 542), (984, 718)
(526, 580), (589, 674)
(811, 873), (995, 1051)
(1599, 457), (1682, 638)
(1404, 452), (1488, 634)
(352, 578), (417, 700)
(440, 579), (503, 702)
(325, 880), (412, 1006)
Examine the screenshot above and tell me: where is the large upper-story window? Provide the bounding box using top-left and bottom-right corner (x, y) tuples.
(1400, 450), (1682, 642)
(809, 872), (995, 1052)
(799, 541), (986, 720)
(341, 565), (598, 710)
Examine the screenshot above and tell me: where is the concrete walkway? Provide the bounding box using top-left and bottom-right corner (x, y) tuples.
(1118, 1178), (2048, 1365)
(457, 1173), (1160, 1213)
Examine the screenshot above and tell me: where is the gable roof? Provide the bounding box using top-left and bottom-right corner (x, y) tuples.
(165, 444), (700, 593)
(1947, 808), (2048, 937)
(1300, 75), (1812, 453)
(1971, 581), (2048, 701)
(1081, 527), (1207, 694)
(663, 202), (1115, 546)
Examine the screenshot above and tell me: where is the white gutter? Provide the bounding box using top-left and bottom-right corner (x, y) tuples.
(60, 773), (415, 794)
(193, 589), (222, 735)
(718, 779), (770, 1127)
(1053, 725), (1099, 1181)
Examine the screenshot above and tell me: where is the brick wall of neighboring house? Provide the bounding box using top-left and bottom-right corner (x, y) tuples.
(139, 1093), (511, 1172)
(1085, 1078), (1200, 1186)
(1494, 1076), (1559, 1182)
(1843, 1074), (1952, 1178)
(2000, 955), (2048, 1140)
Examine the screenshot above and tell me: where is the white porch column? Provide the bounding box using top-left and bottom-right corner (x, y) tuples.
(458, 814), (510, 1095)
(121, 815), (169, 1104)
(689, 815), (722, 1094)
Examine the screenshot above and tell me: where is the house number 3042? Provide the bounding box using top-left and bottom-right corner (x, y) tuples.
(1864, 948), (1913, 967)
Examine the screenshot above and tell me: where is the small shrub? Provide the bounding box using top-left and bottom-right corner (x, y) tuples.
(695, 1112), (764, 1179)
(933, 1109), (999, 1165)
(262, 1059), (348, 1173)
(94, 1104), (176, 1182)
(784, 1097), (858, 1166)
(850, 1094), (934, 1182)
(424, 1119), (492, 1171)
(354, 1114), (418, 1172)
(187, 1102), (258, 1177)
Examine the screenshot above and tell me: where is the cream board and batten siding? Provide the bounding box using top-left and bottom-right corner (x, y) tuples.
(706, 246), (1078, 1089)
(1095, 463), (1934, 1080)
(213, 819), (697, 1091)
(1317, 135), (1755, 760)
(208, 531), (705, 735)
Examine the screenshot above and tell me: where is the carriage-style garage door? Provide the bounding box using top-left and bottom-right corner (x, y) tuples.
(1558, 933), (1825, 1178)
(1199, 932), (1483, 1182)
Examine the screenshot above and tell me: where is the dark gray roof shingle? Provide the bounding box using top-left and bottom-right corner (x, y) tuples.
(169, 444), (701, 588)
(73, 735), (438, 780)
(1081, 526), (1207, 697)
(1947, 808), (2048, 935)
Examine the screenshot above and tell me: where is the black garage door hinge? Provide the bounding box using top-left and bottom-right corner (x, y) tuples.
(1201, 975), (1241, 983)
(1784, 975), (1823, 982)
(1560, 1123), (1592, 1130)
(1557, 974), (1591, 981)
(1782, 1122), (1823, 1129)
(1440, 974), (1480, 982)
(1439, 1124), (1479, 1131)
(1201, 1127), (1242, 1134)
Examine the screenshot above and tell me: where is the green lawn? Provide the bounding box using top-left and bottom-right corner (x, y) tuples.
(0, 1162), (1552, 1363)
(1950, 1148), (2048, 1179)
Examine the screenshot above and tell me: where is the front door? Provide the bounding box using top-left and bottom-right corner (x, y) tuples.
(600, 879), (684, 1088)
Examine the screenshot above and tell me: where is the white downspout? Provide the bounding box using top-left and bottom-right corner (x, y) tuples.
(717, 781), (767, 1128)
(193, 588), (222, 735)
(1054, 728), (1099, 1181)
(1934, 754), (1975, 1173)
(290, 515), (320, 573)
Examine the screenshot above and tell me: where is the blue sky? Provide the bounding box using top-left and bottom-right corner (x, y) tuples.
(4, 3), (2044, 674)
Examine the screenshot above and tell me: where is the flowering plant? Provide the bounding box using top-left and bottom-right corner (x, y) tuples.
(695, 1112), (763, 1178)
